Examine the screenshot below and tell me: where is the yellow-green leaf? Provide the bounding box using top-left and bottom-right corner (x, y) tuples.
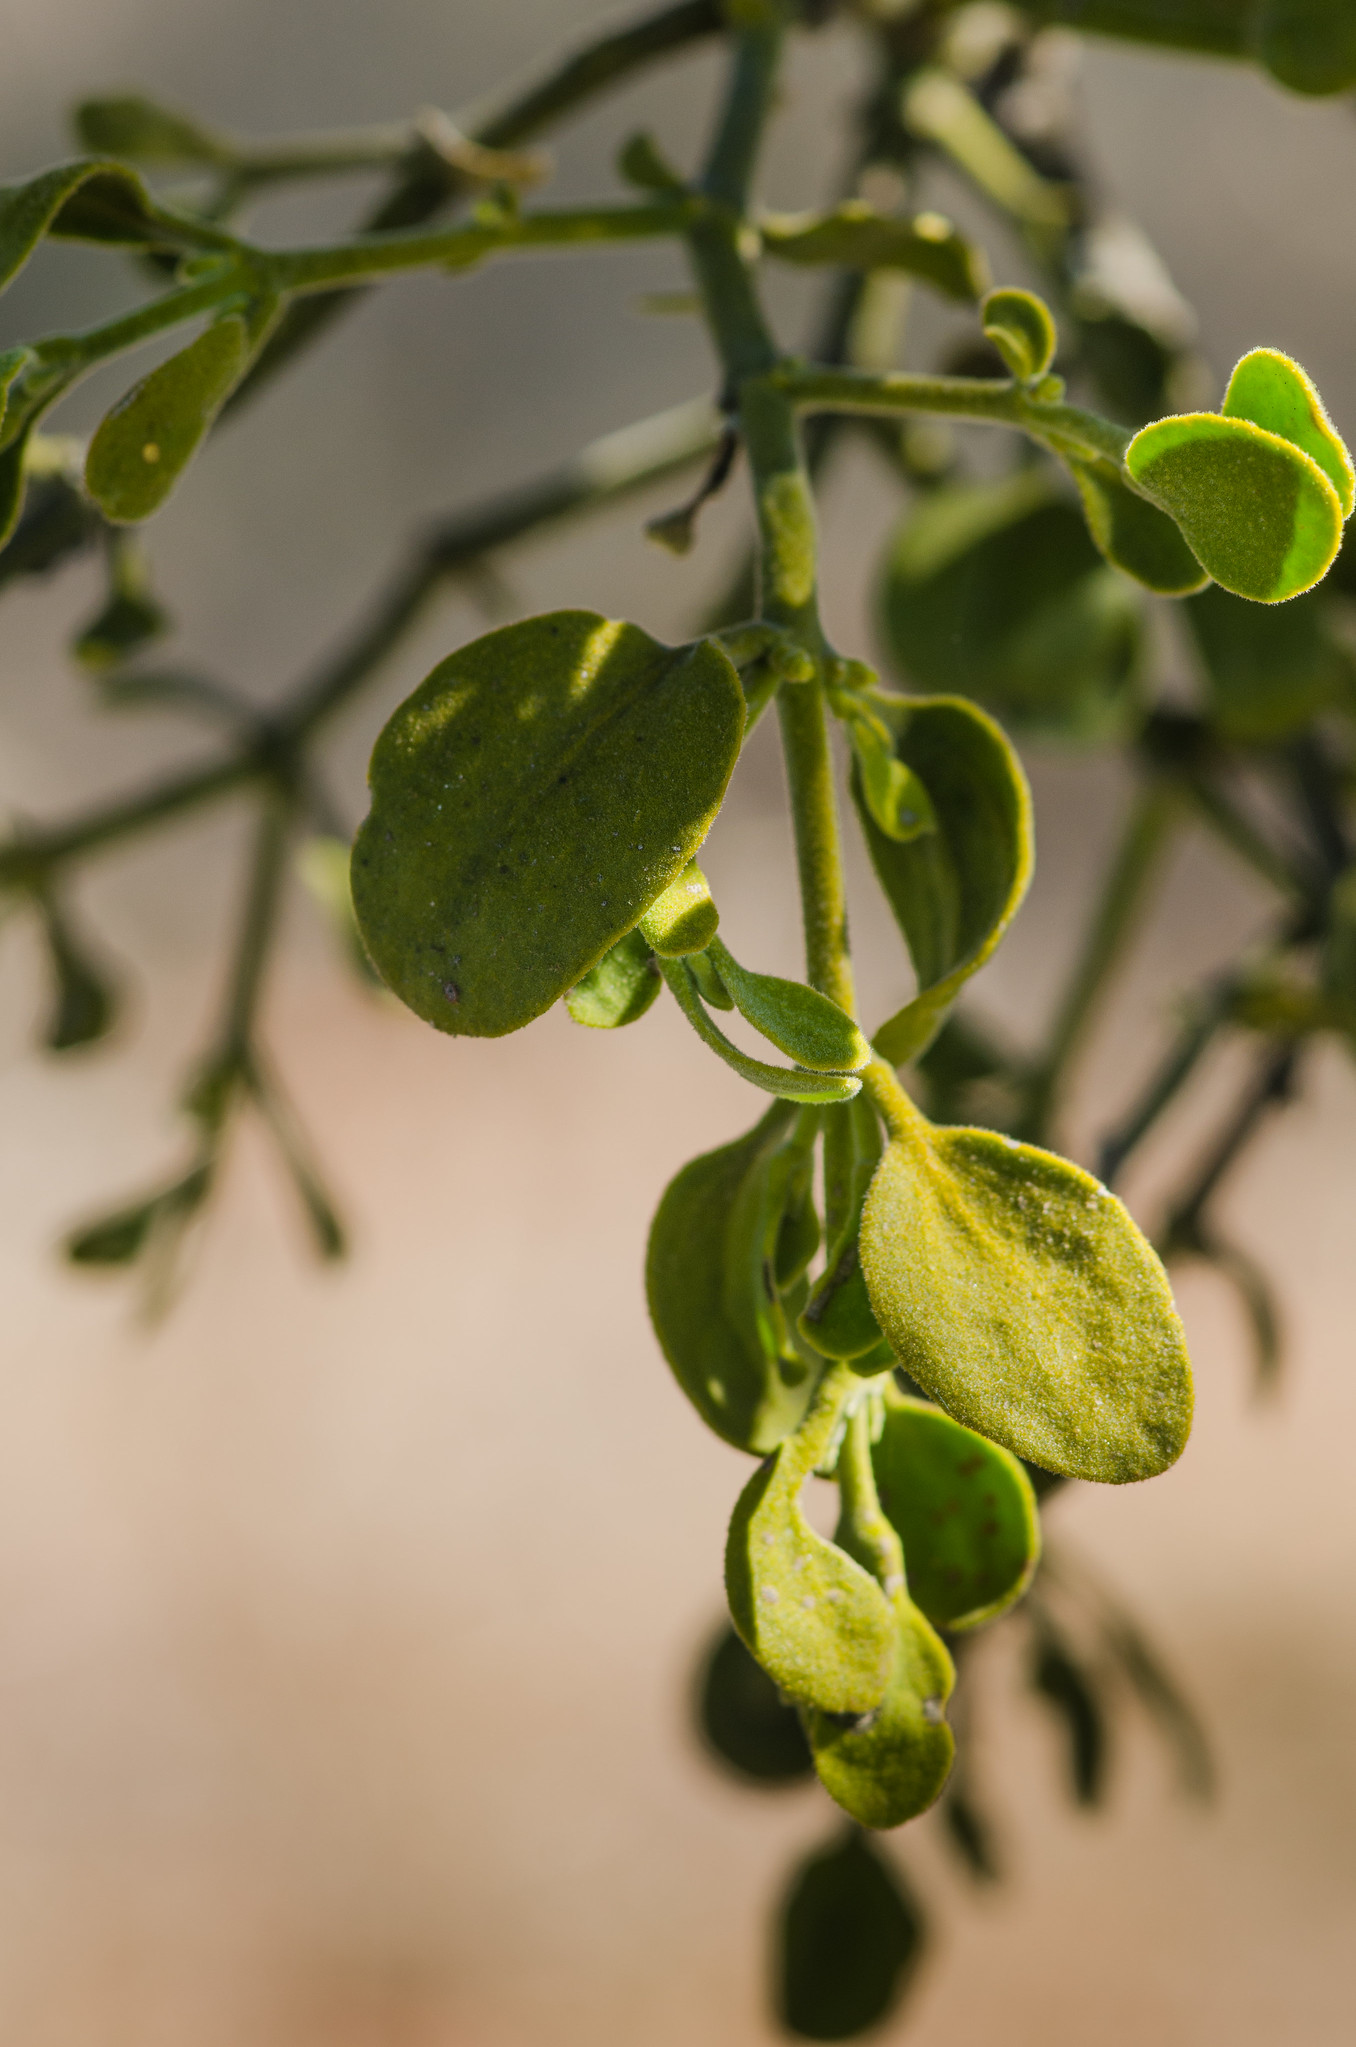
(981, 286), (1056, 381)
(761, 201), (987, 303)
(662, 957), (864, 1103)
(707, 937), (871, 1074)
(1065, 453), (1209, 596)
(85, 316), (249, 522)
(800, 1597), (955, 1828)
(859, 1103), (1193, 1483)
(637, 859), (719, 956)
(1222, 346), (1355, 516)
(565, 928), (661, 1027)
(352, 612), (744, 1037)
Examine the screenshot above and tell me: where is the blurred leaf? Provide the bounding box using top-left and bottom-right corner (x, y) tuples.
(0, 468), (98, 587)
(1031, 1628), (1109, 1806)
(0, 158), (216, 301)
(38, 896), (119, 1051)
(74, 95), (229, 164)
(297, 833), (382, 990)
(762, 202), (987, 302)
(981, 287), (1056, 381)
(72, 583), (169, 670)
(1254, 0), (1356, 94)
(65, 1162), (211, 1267)
(777, 1830), (926, 2041)
(1104, 1614), (1215, 1799)
(697, 1623), (814, 1785)
(941, 1786), (1002, 1883)
(1184, 580), (1352, 741)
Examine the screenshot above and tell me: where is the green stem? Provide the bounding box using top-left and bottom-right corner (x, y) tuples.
(774, 363), (1132, 465)
(1021, 778), (1179, 1145)
(778, 683), (855, 1014)
(835, 1401), (905, 1597)
(268, 201), (687, 293)
(221, 794), (292, 1059)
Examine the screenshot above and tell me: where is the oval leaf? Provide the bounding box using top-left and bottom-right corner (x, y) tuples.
(662, 957), (863, 1104)
(1185, 579), (1352, 742)
(74, 95), (228, 165)
(646, 1106), (817, 1454)
(777, 1831), (926, 2042)
(1222, 346), (1355, 516)
(637, 858), (719, 955)
(981, 286), (1056, 380)
(352, 613), (744, 1037)
(761, 201), (987, 302)
(1254, 0), (1356, 95)
(697, 1623), (814, 1785)
(1065, 453), (1209, 595)
(801, 1598), (955, 1829)
(565, 927), (661, 1027)
(707, 937), (870, 1074)
(872, 1388), (1040, 1630)
(1125, 411), (1344, 602)
(859, 1111), (1193, 1483)
(851, 697), (1032, 1065)
(85, 316), (249, 523)
(725, 1376), (896, 1714)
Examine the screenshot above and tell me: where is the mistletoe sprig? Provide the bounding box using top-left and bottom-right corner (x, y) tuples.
(3, 1), (1356, 2038)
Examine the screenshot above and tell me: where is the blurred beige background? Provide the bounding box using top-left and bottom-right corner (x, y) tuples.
(1, 3), (1355, 2042)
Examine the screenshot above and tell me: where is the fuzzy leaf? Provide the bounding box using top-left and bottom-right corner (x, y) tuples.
(777, 1831), (926, 2042)
(859, 1110), (1193, 1483)
(841, 712), (936, 840)
(663, 958), (863, 1103)
(637, 859), (719, 956)
(352, 613), (744, 1037)
(1125, 410), (1345, 602)
(879, 470), (1144, 734)
(1222, 346), (1355, 515)
(697, 1624), (814, 1784)
(565, 927), (660, 1027)
(707, 937), (870, 1074)
(981, 286), (1056, 380)
(646, 1106), (817, 1454)
(1065, 453), (1209, 595)
(801, 1596), (954, 1828)
(761, 202), (987, 302)
(85, 316), (249, 523)
(852, 697), (1032, 1065)
(873, 1387), (1040, 1629)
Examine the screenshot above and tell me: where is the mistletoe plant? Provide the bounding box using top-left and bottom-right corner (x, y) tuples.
(3, 0), (1356, 2037)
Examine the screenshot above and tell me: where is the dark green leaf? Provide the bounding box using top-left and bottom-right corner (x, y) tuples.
(1020, 1), (1246, 61)
(872, 1386), (1040, 1629)
(0, 424), (32, 551)
(859, 1103), (1194, 1483)
(801, 1597), (955, 1828)
(65, 1163), (211, 1267)
(696, 1623), (813, 1785)
(777, 1831), (926, 2042)
(72, 585), (169, 669)
(0, 159), (214, 299)
(799, 1099), (885, 1365)
(646, 1106), (818, 1454)
(879, 470), (1144, 734)
(566, 927), (661, 1027)
(616, 131), (685, 192)
(981, 287), (1056, 381)
(1065, 453), (1209, 595)
(85, 315), (250, 523)
(762, 202), (987, 303)
(1185, 580), (1350, 742)
(1254, 0), (1356, 94)
(850, 695), (1032, 1065)
(352, 612), (744, 1038)
(1031, 1632), (1109, 1806)
(0, 469), (98, 588)
(39, 897), (119, 1051)
(74, 96), (229, 164)
(942, 1787), (1002, 1882)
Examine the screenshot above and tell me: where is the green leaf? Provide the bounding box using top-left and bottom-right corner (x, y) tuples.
(706, 937), (870, 1074)
(1185, 580), (1352, 741)
(1065, 453), (1209, 596)
(685, 944), (734, 1009)
(840, 709), (936, 841)
(565, 927), (661, 1027)
(725, 1376), (896, 1714)
(0, 346), (32, 442)
(981, 286), (1056, 381)
(74, 95), (228, 164)
(85, 315), (249, 523)
(696, 1623), (814, 1785)
(872, 1386), (1040, 1630)
(65, 1163), (211, 1267)
(800, 1593), (954, 1829)
(776, 1830), (926, 2042)
(1254, 0), (1356, 94)
(637, 858), (719, 956)
(721, 1111), (820, 1391)
(662, 957), (864, 1103)
(859, 1107), (1194, 1483)
(39, 897), (119, 1051)
(72, 586), (169, 670)
(1125, 410), (1345, 602)
(878, 470), (1144, 734)
(1222, 346), (1355, 516)
(0, 423), (32, 551)
(646, 1106), (818, 1454)
(851, 696), (1032, 1065)
(616, 131), (685, 193)
(1020, 1), (1245, 61)
(761, 202), (987, 303)
(352, 612), (744, 1038)
(0, 158), (213, 298)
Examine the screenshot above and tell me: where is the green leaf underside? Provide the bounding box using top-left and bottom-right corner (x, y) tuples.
(873, 1388), (1040, 1630)
(565, 927), (660, 1027)
(801, 1596), (955, 1829)
(663, 958), (862, 1103)
(1066, 454), (1209, 595)
(85, 317), (249, 522)
(859, 1116), (1193, 1482)
(777, 1832), (925, 2042)
(761, 203), (986, 302)
(708, 938), (870, 1073)
(646, 1106), (817, 1454)
(1186, 580), (1353, 741)
(725, 1388), (895, 1714)
(852, 698), (1032, 1066)
(351, 612), (744, 1037)
(879, 469), (1144, 732)
(1126, 412), (1344, 602)
(1222, 346), (1355, 516)
(981, 287), (1055, 381)
(699, 1625), (813, 1783)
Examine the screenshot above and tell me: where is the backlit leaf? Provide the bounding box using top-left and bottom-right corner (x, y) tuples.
(646, 1105), (817, 1454)
(981, 286), (1056, 381)
(565, 927), (661, 1027)
(1125, 410), (1344, 602)
(85, 315), (249, 522)
(872, 1386), (1040, 1630)
(697, 1623), (814, 1785)
(777, 1831), (926, 2042)
(859, 1102), (1193, 1483)
(761, 201), (987, 302)
(1065, 453), (1209, 595)
(1223, 346), (1355, 515)
(851, 696), (1032, 1065)
(800, 1597), (954, 1828)
(352, 612), (744, 1037)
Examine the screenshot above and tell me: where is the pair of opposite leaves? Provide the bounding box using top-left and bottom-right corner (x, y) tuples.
(982, 290), (1354, 607)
